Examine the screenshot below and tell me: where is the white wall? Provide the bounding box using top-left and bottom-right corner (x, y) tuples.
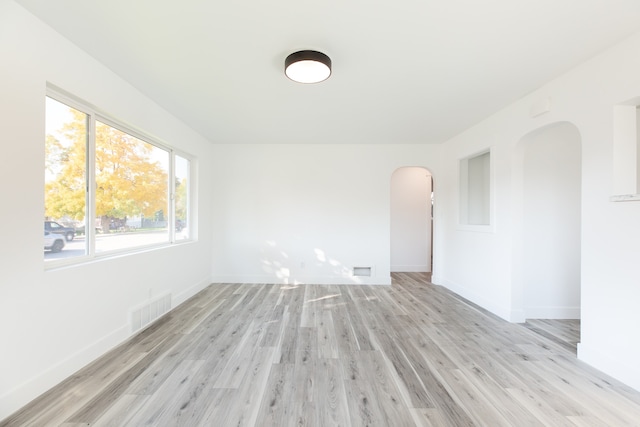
(435, 32), (640, 390)
(521, 123), (581, 319)
(3, 0), (640, 418)
(435, 140), (512, 319)
(210, 145), (441, 285)
(0, 1), (214, 419)
(390, 167), (432, 272)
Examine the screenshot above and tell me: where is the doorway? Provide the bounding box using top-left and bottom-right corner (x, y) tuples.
(390, 167), (433, 277)
(520, 122), (581, 319)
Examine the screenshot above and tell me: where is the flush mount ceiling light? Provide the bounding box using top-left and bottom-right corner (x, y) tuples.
(285, 50), (332, 84)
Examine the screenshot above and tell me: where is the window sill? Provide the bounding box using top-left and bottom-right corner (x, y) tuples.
(44, 238), (195, 271)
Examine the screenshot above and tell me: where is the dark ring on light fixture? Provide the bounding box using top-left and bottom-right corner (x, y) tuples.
(285, 50), (332, 84)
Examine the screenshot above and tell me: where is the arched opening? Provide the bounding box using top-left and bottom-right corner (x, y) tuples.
(390, 167), (434, 280)
(514, 122), (582, 321)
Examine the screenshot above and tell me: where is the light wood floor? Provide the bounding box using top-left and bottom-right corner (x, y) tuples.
(524, 319), (581, 355)
(4, 273), (640, 426)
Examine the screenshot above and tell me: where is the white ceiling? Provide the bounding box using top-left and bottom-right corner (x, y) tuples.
(15, 0), (640, 145)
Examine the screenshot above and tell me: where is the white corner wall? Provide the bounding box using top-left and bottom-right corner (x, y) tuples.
(210, 145), (442, 286)
(0, 1), (214, 420)
(435, 32), (640, 390)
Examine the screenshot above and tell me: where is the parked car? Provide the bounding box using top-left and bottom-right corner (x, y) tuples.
(44, 231), (65, 253)
(44, 220), (75, 241)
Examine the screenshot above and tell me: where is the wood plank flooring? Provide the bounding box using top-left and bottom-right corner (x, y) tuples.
(524, 319), (581, 354)
(4, 272), (640, 426)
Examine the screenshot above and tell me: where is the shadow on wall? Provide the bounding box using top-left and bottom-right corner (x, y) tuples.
(260, 240), (365, 285)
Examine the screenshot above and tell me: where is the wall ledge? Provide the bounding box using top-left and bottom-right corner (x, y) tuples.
(610, 194), (640, 202)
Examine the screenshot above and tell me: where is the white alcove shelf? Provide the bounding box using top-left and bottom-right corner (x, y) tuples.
(610, 194), (640, 202)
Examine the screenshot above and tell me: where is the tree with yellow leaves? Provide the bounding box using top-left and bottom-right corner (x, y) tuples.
(45, 106), (168, 233)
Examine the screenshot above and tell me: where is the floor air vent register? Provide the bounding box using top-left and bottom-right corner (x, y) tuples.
(130, 293), (172, 333)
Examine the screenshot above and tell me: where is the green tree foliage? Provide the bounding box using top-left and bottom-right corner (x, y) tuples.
(45, 109), (168, 231)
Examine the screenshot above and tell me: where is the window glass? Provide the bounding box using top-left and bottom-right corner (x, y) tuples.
(460, 150), (491, 226)
(44, 97), (87, 261)
(45, 89), (193, 266)
(175, 155), (190, 241)
(94, 121), (170, 253)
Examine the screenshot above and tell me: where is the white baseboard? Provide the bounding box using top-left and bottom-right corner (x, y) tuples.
(209, 274), (392, 286)
(509, 309), (527, 324)
(525, 306), (580, 320)
(173, 274), (212, 307)
(578, 343), (640, 392)
(0, 274), (214, 422)
(390, 265), (431, 273)
(0, 324), (129, 421)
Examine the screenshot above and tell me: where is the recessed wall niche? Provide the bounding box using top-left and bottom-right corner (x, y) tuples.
(460, 149), (491, 226)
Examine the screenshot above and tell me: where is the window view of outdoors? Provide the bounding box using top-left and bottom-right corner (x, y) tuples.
(175, 155), (190, 241)
(45, 97), (88, 259)
(45, 95), (190, 262)
(94, 121), (170, 253)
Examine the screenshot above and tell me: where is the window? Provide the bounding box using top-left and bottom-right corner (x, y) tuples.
(94, 120), (170, 252)
(45, 96), (88, 259)
(44, 91), (193, 264)
(460, 150), (491, 226)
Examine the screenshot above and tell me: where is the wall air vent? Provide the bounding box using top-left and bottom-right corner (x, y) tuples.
(353, 267), (372, 277)
(130, 293), (171, 333)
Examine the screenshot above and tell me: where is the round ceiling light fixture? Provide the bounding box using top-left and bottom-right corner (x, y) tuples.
(285, 50), (332, 84)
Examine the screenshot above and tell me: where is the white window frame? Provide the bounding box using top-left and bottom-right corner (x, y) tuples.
(45, 86), (194, 269)
(458, 147), (495, 232)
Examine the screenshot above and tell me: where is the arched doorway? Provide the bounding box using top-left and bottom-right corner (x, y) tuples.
(390, 167), (433, 277)
(515, 122), (582, 320)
